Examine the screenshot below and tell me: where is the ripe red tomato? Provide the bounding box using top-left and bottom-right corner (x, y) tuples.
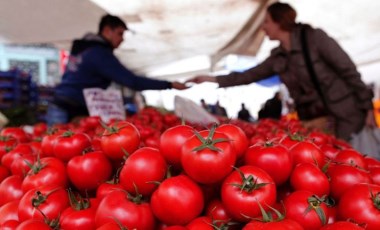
(95, 190), (156, 229)
(150, 175), (204, 225)
(15, 219), (52, 230)
(186, 216), (214, 229)
(284, 190), (329, 230)
(290, 162), (330, 197)
(370, 167), (380, 185)
(221, 165), (277, 222)
(59, 197), (98, 230)
(40, 129), (65, 157)
(0, 127), (30, 143)
(334, 148), (367, 169)
(320, 221), (365, 230)
(53, 131), (91, 162)
(67, 150), (112, 191)
(119, 147), (167, 197)
(18, 185), (69, 222)
(159, 124), (195, 169)
(0, 165), (9, 183)
(327, 163), (372, 200)
(216, 124), (249, 159)
(1, 143), (33, 170)
(244, 143), (292, 186)
(338, 183), (380, 230)
(243, 218), (303, 230)
(0, 175), (23, 206)
(289, 141), (325, 168)
(205, 199), (232, 226)
(101, 121), (141, 160)
(96, 182), (124, 201)
(22, 157), (68, 193)
(181, 129), (236, 184)
(0, 200), (19, 226)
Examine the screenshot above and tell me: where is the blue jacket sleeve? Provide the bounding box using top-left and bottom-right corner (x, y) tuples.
(89, 47), (172, 90)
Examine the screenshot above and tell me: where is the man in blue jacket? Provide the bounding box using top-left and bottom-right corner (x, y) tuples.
(47, 14), (187, 125)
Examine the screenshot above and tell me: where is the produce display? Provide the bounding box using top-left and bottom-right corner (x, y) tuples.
(0, 106), (379, 229)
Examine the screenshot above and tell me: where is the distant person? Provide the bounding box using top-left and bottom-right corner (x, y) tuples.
(213, 100), (228, 117)
(258, 92), (283, 120)
(47, 14), (187, 126)
(187, 2), (376, 140)
(237, 103), (252, 122)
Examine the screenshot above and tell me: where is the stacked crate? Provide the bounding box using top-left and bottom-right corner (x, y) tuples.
(0, 69), (39, 125)
(0, 69), (38, 109)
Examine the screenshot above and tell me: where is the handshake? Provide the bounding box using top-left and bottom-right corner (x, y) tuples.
(171, 74), (217, 90)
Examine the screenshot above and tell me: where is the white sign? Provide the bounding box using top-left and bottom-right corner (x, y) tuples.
(83, 88), (126, 123)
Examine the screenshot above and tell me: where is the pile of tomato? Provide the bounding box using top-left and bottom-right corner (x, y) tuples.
(0, 107), (379, 229)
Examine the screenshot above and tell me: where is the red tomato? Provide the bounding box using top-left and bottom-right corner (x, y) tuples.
(290, 162), (330, 197)
(186, 216), (214, 229)
(338, 183), (380, 230)
(119, 147), (167, 197)
(18, 185), (69, 222)
(67, 150), (112, 191)
(95, 190), (155, 229)
(243, 219), (303, 230)
(280, 133), (307, 149)
(15, 219), (52, 230)
(221, 165), (277, 222)
(284, 190), (329, 230)
(0, 136), (17, 159)
(1, 143), (33, 170)
(320, 221), (365, 230)
(159, 124), (195, 169)
(216, 124), (249, 159)
(0, 175), (23, 206)
(320, 144), (340, 161)
(0, 127), (30, 143)
(308, 131), (329, 147)
(0, 165), (9, 183)
(53, 131), (91, 162)
(0, 200), (19, 225)
(370, 167), (380, 185)
(22, 157), (68, 192)
(59, 197), (98, 230)
(32, 122), (48, 138)
(327, 163), (372, 200)
(96, 221), (127, 230)
(150, 175), (204, 225)
(0, 219), (19, 229)
(205, 199), (232, 226)
(334, 148), (367, 169)
(365, 157), (380, 169)
(96, 182), (124, 201)
(101, 121), (140, 160)
(40, 130), (63, 157)
(181, 129), (236, 184)
(244, 143), (292, 186)
(289, 141), (324, 168)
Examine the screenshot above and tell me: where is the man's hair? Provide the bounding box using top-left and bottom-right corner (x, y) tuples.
(267, 2), (297, 31)
(98, 14), (128, 34)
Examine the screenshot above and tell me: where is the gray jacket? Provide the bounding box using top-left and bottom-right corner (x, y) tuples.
(217, 24), (373, 122)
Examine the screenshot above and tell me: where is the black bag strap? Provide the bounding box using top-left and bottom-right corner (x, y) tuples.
(300, 26), (329, 110)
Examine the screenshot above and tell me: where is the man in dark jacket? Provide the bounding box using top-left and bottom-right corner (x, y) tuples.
(47, 14), (187, 125)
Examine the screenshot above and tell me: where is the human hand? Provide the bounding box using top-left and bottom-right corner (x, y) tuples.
(365, 109), (377, 128)
(186, 75), (216, 84)
(171, 81), (189, 90)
